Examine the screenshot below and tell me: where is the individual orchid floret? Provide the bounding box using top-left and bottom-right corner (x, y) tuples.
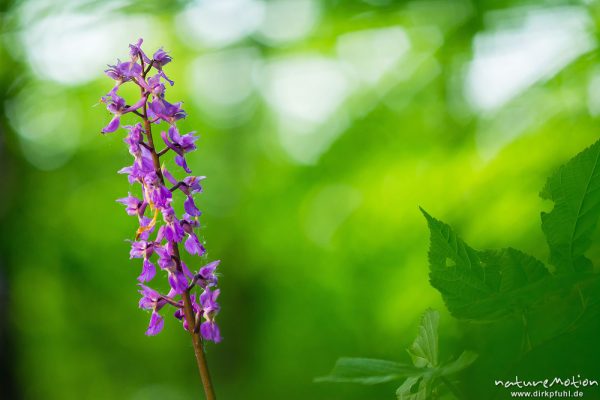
(153, 48), (172, 68)
(146, 311), (164, 336)
(129, 239), (155, 259)
(154, 244), (176, 270)
(100, 93), (126, 133)
(185, 232), (205, 256)
(159, 207), (185, 242)
(138, 285), (162, 309)
(146, 75), (166, 97)
(143, 172), (173, 210)
(161, 126), (197, 154)
(105, 60), (143, 81)
(100, 92), (146, 133)
(184, 196), (201, 216)
(194, 260), (220, 289)
(139, 259), (157, 282)
(148, 97), (186, 124)
(182, 176), (204, 194)
(129, 238), (157, 282)
(118, 149), (155, 184)
(136, 216), (155, 241)
(116, 193), (144, 216)
(200, 289), (221, 343)
(123, 124), (144, 156)
(161, 126), (197, 173)
(138, 284), (170, 336)
(152, 48), (174, 86)
(200, 320), (221, 343)
(129, 38), (151, 65)
(168, 269), (189, 294)
(181, 216), (205, 256)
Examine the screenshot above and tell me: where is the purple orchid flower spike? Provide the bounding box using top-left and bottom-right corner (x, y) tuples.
(99, 38), (221, 400)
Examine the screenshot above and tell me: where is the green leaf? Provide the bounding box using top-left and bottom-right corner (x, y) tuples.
(421, 209), (551, 320)
(408, 309), (439, 368)
(439, 351), (478, 376)
(540, 139), (600, 273)
(315, 358), (423, 384)
(396, 376), (430, 400)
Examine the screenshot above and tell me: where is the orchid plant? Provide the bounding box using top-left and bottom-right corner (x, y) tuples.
(100, 39), (219, 400)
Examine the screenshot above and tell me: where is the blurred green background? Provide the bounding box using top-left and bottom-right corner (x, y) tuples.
(1, 0), (600, 399)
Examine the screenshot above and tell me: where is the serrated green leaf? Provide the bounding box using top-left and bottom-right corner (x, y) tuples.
(408, 309), (439, 368)
(396, 376), (431, 400)
(421, 209), (551, 320)
(439, 351), (478, 376)
(315, 358), (423, 384)
(540, 139), (600, 273)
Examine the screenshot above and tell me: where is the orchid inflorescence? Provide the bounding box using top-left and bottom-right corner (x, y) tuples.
(100, 39), (221, 343)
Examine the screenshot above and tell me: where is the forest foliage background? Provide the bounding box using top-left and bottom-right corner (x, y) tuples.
(1, 0), (599, 399)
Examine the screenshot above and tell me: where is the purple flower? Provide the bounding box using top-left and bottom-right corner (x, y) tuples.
(105, 60), (143, 82)
(200, 321), (221, 343)
(200, 288), (220, 316)
(181, 214), (200, 230)
(119, 149), (155, 184)
(148, 98), (186, 124)
(153, 48), (172, 68)
(138, 259), (156, 282)
(136, 216), (154, 240)
(129, 38), (151, 64)
(146, 74), (166, 97)
(161, 126), (197, 155)
(184, 176), (204, 193)
(184, 196), (201, 216)
(180, 215), (204, 255)
(195, 260), (220, 288)
(146, 311), (164, 336)
(129, 240), (154, 259)
(152, 48), (174, 86)
(161, 126), (197, 173)
(168, 269), (189, 294)
(199, 289), (222, 343)
(124, 123), (144, 156)
(155, 244), (176, 270)
(100, 93), (126, 133)
(138, 284), (167, 310)
(116, 193), (144, 216)
(100, 92), (146, 133)
(144, 172), (172, 209)
(185, 233), (205, 256)
(160, 207), (185, 242)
